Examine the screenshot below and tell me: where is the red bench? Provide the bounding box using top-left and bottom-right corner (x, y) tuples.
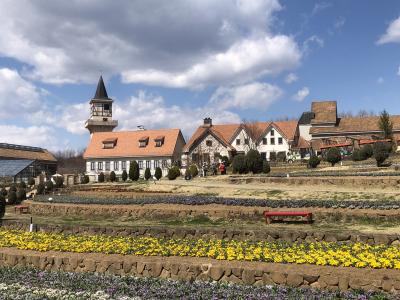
(14, 205), (29, 214)
(263, 210), (312, 224)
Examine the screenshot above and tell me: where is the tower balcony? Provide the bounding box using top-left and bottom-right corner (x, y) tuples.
(85, 119), (118, 134)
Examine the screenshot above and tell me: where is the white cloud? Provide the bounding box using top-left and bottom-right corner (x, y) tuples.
(377, 16), (400, 44)
(60, 90), (241, 137)
(285, 73), (298, 84)
(312, 2), (332, 15)
(303, 35), (324, 54)
(121, 35), (301, 89)
(0, 0), (301, 88)
(209, 82), (283, 110)
(0, 68), (43, 118)
(377, 77), (384, 84)
(0, 125), (59, 149)
(292, 87), (310, 102)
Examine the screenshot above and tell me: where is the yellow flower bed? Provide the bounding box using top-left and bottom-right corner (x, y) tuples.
(0, 229), (399, 269)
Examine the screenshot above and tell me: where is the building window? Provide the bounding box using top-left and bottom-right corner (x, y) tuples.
(154, 160), (160, 168)
(206, 140), (212, 146)
(98, 162), (103, 170)
(155, 136), (165, 147)
(90, 162), (95, 171)
(236, 139), (240, 145)
(138, 161), (143, 169)
(278, 137), (283, 145)
(191, 153), (199, 163)
(244, 139), (249, 145)
(105, 161), (110, 171)
(270, 129), (275, 136)
(146, 160), (151, 169)
(162, 160), (168, 168)
(114, 161), (119, 170)
(122, 161), (126, 170)
(270, 138), (275, 145)
(139, 137), (149, 148)
(262, 138), (267, 145)
(261, 152), (267, 160)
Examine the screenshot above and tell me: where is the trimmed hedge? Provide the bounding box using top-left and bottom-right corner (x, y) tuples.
(144, 168), (151, 180)
(121, 170), (128, 182)
(155, 167), (162, 180)
(0, 194), (5, 219)
(232, 154), (247, 174)
(245, 150), (263, 174)
(167, 166), (181, 180)
(326, 147), (342, 166)
(129, 161), (140, 181)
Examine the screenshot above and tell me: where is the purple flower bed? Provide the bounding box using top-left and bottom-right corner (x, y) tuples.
(0, 267), (393, 300)
(34, 194), (400, 210)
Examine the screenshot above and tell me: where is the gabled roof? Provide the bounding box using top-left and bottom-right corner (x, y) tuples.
(0, 143), (57, 162)
(183, 124), (239, 152)
(292, 136), (311, 149)
(0, 159), (34, 177)
(311, 101), (337, 124)
(273, 121), (298, 141)
(310, 115), (400, 135)
(94, 75), (109, 99)
(84, 129), (184, 158)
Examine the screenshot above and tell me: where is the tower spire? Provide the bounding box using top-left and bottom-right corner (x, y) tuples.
(94, 75), (109, 99)
(85, 76), (118, 136)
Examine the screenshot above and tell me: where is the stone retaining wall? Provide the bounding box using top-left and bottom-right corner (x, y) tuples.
(229, 176), (400, 188)
(0, 248), (399, 292)
(28, 201), (400, 223)
(2, 221), (399, 245)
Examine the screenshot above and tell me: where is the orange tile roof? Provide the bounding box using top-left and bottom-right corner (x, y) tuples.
(310, 115), (400, 135)
(0, 146), (56, 162)
(320, 142), (352, 149)
(183, 124), (240, 152)
(311, 101), (337, 124)
(293, 136), (311, 149)
(84, 129), (184, 159)
(272, 120), (298, 140)
(184, 121), (299, 152)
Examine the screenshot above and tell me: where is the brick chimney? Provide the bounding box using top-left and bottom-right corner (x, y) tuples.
(203, 117), (212, 127)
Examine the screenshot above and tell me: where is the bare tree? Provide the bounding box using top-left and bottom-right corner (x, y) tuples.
(242, 119), (264, 151)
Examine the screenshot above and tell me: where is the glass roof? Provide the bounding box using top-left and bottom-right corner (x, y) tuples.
(0, 159), (34, 177)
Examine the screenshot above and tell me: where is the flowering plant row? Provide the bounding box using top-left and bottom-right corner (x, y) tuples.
(0, 267), (393, 300)
(263, 171), (400, 178)
(1, 230), (400, 269)
(34, 194), (400, 210)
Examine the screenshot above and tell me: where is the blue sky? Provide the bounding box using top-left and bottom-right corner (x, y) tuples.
(0, 0), (400, 151)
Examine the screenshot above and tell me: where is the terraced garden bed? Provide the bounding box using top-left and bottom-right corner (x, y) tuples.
(33, 194), (400, 209)
(0, 267), (393, 300)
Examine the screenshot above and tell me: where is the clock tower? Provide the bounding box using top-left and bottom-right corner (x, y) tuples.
(85, 76), (118, 136)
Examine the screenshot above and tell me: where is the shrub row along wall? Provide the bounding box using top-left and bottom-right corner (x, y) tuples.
(0, 248), (399, 292)
(28, 202), (400, 223)
(229, 176), (400, 188)
(2, 221), (400, 246)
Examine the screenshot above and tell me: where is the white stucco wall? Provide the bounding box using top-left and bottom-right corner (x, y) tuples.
(257, 126), (290, 160)
(299, 124), (311, 141)
(86, 157), (173, 180)
(230, 129), (255, 153)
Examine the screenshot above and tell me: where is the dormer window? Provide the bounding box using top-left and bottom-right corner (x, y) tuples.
(155, 136), (165, 147)
(139, 136), (149, 147)
(102, 138), (117, 149)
